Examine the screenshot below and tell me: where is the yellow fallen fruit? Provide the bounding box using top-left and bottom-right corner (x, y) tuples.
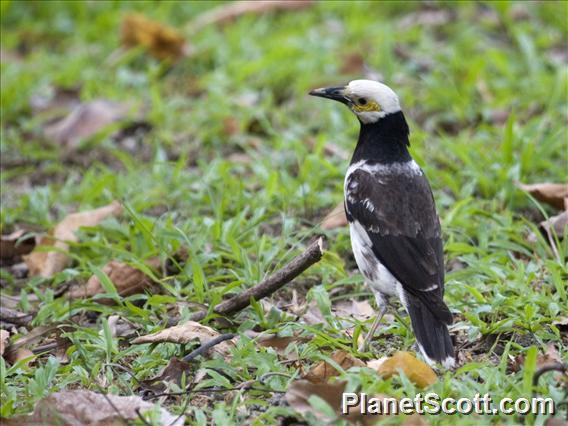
(376, 351), (437, 388)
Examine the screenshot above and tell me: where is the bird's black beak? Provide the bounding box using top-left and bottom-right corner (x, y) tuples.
(309, 86), (350, 104)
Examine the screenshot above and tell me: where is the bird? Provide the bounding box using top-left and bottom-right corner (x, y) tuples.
(309, 80), (455, 368)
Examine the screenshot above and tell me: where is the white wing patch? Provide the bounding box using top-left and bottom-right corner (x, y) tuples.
(421, 284), (438, 292)
(362, 198), (375, 213)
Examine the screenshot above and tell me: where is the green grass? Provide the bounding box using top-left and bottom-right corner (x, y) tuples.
(1, 1), (567, 425)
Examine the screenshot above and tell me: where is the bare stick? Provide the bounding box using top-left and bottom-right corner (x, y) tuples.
(188, 237), (325, 322)
(182, 333), (237, 362)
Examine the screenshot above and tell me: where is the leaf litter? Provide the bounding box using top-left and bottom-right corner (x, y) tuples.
(121, 14), (188, 61)
(3, 389), (184, 426)
(43, 100), (131, 148)
(131, 321), (236, 360)
(23, 201), (123, 277)
(66, 258), (161, 302)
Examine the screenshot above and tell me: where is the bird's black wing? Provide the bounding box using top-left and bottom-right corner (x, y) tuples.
(345, 167), (452, 324)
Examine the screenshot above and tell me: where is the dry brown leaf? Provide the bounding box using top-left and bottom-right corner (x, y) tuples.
(537, 344), (562, 369)
(131, 321), (235, 359)
(1, 293), (39, 310)
(257, 335), (310, 352)
(300, 299), (327, 325)
(44, 100), (129, 147)
(4, 324), (74, 365)
(140, 357), (192, 394)
(66, 258), (160, 301)
(3, 389), (184, 425)
(24, 201), (123, 277)
(376, 352), (437, 388)
(107, 315), (139, 338)
(6, 325), (59, 354)
(305, 350), (366, 382)
(286, 379), (388, 425)
(122, 14), (187, 61)
(322, 202), (348, 230)
(333, 299), (375, 321)
(0, 230), (36, 265)
(518, 182), (568, 211)
(0, 330), (9, 356)
(189, 0), (313, 32)
(529, 211), (568, 259)
(30, 85), (81, 116)
(366, 357), (388, 371)
(285, 379), (346, 421)
(5, 348), (34, 365)
(540, 211), (568, 238)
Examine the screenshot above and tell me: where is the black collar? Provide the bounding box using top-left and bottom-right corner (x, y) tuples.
(350, 111), (411, 165)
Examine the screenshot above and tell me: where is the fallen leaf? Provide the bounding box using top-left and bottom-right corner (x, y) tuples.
(131, 321), (235, 359)
(529, 211), (568, 257)
(376, 352), (437, 388)
(107, 315), (139, 338)
(3, 389), (184, 425)
(257, 335), (310, 352)
(189, 0), (313, 33)
(305, 350), (365, 382)
(5, 325), (59, 354)
(366, 357), (388, 371)
(66, 258), (160, 301)
(517, 183), (568, 211)
(539, 211), (568, 239)
(121, 14), (187, 61)
(44, 100), (130, 148)
(4, 324), (74, 365)
(0, 230), (36, 265)
(53, 336), (71, 364)
(537, 344), (562, 369)
(285, 379), (346, 421)
(322, 202), (348, 230)
(286, 379), (388, 425)
(333, 300), (375, 321)
(24, 201), (123, 277)
(5, 348), (34, 366)
(30, 85), (81, 116)
(0, 306), (34, 327)
(0, 330), (9, 356)
(140, 357), (192, 394)
(299, 299), (327, 325)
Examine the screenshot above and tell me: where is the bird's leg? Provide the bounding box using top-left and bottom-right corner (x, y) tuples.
(359, 295), (388, 352)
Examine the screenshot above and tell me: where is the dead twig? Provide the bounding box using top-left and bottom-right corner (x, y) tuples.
(182, 333), (237, 362)
(532, 362), (566, 389)
(187, 237), (326, 322)
(0, 306), (34, 326)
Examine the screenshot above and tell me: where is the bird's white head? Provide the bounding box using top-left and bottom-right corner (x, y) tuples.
(309, 79), (401, 124)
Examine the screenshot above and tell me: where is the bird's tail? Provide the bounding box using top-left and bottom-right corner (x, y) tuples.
(406, 299), (455, 368)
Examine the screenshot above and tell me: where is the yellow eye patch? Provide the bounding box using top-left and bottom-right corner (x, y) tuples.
(352, 101), (381, 113)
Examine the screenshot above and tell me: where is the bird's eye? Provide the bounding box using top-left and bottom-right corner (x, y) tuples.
(358, 98), (367, 105)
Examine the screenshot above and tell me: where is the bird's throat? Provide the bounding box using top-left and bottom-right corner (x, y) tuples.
(351, 111), (411, 165)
